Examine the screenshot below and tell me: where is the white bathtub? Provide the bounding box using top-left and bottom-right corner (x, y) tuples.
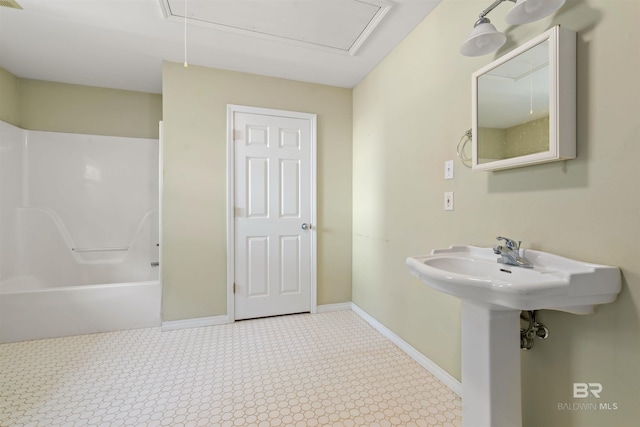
(0, 279), (161, 343)
(0, 121), (161, 343)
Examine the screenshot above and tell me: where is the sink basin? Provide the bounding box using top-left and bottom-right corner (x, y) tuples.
(406, 245), (621, 314)
(407, 245), (621, 427)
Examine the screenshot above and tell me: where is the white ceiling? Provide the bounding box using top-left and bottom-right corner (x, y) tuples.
(0, 0), (443, 94)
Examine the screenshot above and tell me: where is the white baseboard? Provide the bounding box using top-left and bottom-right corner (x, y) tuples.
(161, 315), (231, 331)
(351, 303), (462, 397)
(316, 302), (353, 313)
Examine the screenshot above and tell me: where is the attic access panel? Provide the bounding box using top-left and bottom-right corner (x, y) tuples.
(160, 0), (393, 55)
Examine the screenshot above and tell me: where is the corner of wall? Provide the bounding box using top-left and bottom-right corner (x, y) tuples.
(0, 67), (21, 126)
(18, 78), (162, 138)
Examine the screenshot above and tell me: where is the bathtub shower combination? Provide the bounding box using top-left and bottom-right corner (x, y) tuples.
(0, 120), (161, 343)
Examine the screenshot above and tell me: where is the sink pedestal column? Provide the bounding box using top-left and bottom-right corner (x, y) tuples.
(461, 301), (522, 427)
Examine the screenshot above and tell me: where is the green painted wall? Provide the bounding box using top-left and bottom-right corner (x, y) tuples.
(161, 63), (353, 321)
(19, 79), (161, 138)
(0, 67), (20, 126)
(0, 69), (161, 138)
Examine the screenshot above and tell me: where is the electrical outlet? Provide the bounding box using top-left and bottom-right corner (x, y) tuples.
(444, 192), (454, 211)
(445, 160), (454, 179)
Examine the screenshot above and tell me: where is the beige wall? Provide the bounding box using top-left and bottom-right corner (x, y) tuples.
(0, 68), (20, 126)
(0, 69), (161, 138)
(479, 116), (550, 162)
(353, 1), (639, 426)
(18, 78), (161, 138)
(478, 126), (507, 161)
(504, 115), (550, 157)
(161, 62), (352, 321)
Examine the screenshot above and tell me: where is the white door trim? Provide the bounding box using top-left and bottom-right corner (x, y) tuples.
(226, 104), (317, 322)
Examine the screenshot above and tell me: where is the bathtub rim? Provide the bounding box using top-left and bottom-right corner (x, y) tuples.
(0, 279), (162, 343)
(0, 278), (160, 295)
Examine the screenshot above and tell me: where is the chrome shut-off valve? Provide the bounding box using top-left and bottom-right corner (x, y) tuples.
(520, 310), (549, 350)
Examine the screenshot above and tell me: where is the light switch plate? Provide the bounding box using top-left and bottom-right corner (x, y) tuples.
(444, 192), (454, 211)
(445, 160), (454, 180)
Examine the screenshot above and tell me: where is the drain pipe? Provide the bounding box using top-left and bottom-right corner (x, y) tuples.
(520, 310), (549, 350)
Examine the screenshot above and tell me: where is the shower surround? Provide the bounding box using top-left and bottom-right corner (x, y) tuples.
(0, 120), (160, 343)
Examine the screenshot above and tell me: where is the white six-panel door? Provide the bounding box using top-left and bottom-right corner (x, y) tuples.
(228, 106), (316, 320)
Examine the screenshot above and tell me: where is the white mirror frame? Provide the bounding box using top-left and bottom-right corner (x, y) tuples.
(472, 25), (576, 172)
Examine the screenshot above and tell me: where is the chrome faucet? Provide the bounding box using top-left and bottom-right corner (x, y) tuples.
(493, 236), (533, 268)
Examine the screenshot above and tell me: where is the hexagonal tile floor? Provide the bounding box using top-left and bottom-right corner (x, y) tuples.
(0, 310), (461, 426)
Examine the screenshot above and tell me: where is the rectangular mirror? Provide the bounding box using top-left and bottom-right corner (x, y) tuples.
(472, 26), (576, 171)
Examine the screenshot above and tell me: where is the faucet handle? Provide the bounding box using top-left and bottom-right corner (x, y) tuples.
(496, 236), (520, 251)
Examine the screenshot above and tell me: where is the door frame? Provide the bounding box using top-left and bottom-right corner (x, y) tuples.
(226, 104), (317, 322)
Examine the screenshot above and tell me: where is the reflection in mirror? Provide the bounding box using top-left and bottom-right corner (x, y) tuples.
(471, 25), (576, 172)
(477, 40), (550, 164)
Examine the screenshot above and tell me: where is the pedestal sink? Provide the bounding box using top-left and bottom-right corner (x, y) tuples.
(406, 245), (621, 427)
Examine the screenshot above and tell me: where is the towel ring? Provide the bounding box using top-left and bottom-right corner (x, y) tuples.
(457, 129), (472, 168)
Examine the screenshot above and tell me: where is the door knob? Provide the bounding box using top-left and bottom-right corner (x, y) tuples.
(301, 223), (310, 230)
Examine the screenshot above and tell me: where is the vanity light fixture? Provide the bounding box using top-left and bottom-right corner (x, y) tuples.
(460, 0), (566, 57)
